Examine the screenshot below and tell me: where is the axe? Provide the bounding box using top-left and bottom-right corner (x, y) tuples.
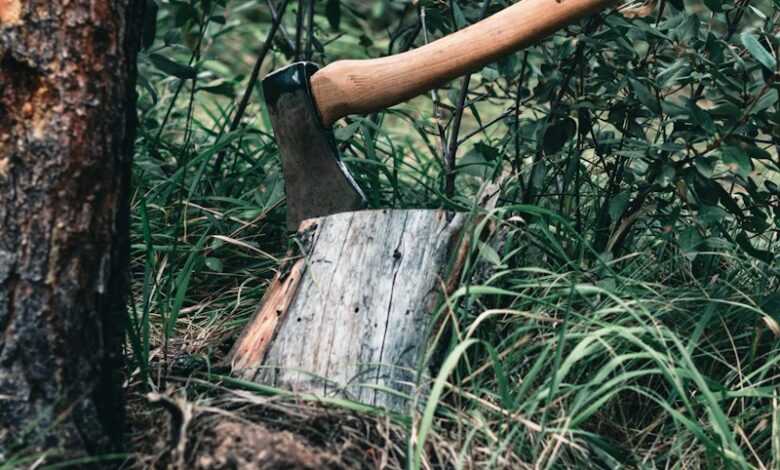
(263, 0), (615, 230)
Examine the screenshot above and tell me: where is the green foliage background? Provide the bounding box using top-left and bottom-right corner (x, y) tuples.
(126, 0), (780, 467)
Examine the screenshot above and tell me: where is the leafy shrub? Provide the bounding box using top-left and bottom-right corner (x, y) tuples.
(129, 1), (780, 467)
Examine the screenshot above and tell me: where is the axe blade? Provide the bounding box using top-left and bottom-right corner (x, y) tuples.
(263, 62), (366, 231)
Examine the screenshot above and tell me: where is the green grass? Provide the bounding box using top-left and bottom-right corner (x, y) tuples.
(126, 148), (780, 467)
(123, 1), (780, 468)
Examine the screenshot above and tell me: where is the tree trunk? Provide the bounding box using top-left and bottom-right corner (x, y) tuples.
(0, 0), (142, 460)
(230, 210), (467, 411)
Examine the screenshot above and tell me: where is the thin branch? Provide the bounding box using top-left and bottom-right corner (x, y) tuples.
(267, 0), (296, 52)
(523, 16), (601, 204)
(420, 6), (448, 163)
(387, 3), (417, 54)
(305, 0), (315, 60)
(294, 0), (305, 60)
(513, 52), (529, 174)
(443, 0), (492, 199)
(457, 108), (515, 147)
(443, 74), (472, 198)
(212, 0), (291, 175)
(152, 9), (212, 146)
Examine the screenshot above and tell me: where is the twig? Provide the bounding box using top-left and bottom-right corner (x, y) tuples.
(420, 6), (448, 162)
(294, 0), (305, 60)
(457, 108), (515, 146)
(305, 0), (315, 60)
(513, 52), (529, 174)
(212, 0), (291, 175)
(443, 0), (493, 199)
(267, 0), (296, 52)
(523, 16), (602, 204)
(387, 3), (417, 54)
(443, 74), (472, 198)
(152, 8), (212, 146)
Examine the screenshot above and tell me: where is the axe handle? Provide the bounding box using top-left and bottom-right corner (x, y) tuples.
(311, 0), (615, 126)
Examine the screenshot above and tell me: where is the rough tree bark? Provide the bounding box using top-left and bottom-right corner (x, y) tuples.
(230, 210), (467, 411)
(0, 0), (142, 460)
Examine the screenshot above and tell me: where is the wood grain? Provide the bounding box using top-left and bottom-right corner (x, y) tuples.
(230, 210), (467, 411)
(310, 0), (615, 126)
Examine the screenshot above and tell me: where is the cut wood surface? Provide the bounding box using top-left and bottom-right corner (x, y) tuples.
(230, 209), (467, 410)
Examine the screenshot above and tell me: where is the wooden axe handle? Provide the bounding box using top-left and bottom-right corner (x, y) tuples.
(311, 0), (615, 126)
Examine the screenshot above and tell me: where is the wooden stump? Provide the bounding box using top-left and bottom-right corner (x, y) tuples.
(230, 209), (467, 410)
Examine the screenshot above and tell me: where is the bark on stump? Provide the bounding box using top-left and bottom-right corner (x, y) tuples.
(230, 210), (467, 411)
(0, 0), (142, 459)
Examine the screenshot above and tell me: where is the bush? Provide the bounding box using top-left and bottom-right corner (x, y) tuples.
(128, 1), (779, 467)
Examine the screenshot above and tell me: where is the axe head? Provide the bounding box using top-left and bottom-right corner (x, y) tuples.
(263, 62), (366, 231)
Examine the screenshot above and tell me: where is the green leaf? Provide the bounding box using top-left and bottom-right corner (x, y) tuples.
(694, 157), (716, 178)
(753, 89), (778, 114)
(629, 78), (660, 114)
(702, 0), (722, 12)
(679, 227), (704, 255)
(198, 79), (235, 97)
(334, 122), (360, 141)
(657, 164), (676, 188)
(741, 142), (772, 160)
(543, 117), (577, 155)
(325, 0), (341, 31)
(412, 339), (479, 469)
(692, 176), (721, 206)
(689, 101), (716, 135)
(358, 34), (373, 48)
(608, 191), (631, 222)
(141, 0), (159, 51)
(172, 0), (199, 27)
(205, 257), (223, 272)
(458, 149), (490, 178)
(741, 33), (777, 71)
(661, 99), (688, 117)
(736, 231), (774, 263)
(452, 2), (468, 29)
(721, 145), (752, 177)
(760, 293), (780, 318)
(709, 101), (741, 119)
(481, 66), (499, 82)
(656, 59), (690, 88)
(697, 205), (728, 225)
(497, 54), (517, 78)
(744, 212), (771, 233)
(719, 187), (743, 216)
(163, 30), (181, 46)
(473, 142), (499, 162)
(148, 53), (197, 79)
(138, 73), (158, 106)
(166, 235), (207, 337)
(478, 241), (505, 268)
(529, 160), (547, 195)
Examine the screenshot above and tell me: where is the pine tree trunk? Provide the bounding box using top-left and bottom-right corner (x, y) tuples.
(0, 0), (142, 460)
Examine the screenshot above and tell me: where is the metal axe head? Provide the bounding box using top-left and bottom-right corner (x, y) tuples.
(263, 62), (366, 232)
(263, 0), (615, 230)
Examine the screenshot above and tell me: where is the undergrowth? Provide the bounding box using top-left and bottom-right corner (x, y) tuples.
(124, 0), (780, 468)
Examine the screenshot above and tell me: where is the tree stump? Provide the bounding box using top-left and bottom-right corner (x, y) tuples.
(230, 209), (467, 411)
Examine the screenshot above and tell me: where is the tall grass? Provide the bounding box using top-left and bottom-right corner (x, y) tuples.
(406, 207), (780, 468)
(125, 1), (780, 467)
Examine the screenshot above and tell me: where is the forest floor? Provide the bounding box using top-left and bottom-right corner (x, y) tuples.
(119, 1), (780, 468)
